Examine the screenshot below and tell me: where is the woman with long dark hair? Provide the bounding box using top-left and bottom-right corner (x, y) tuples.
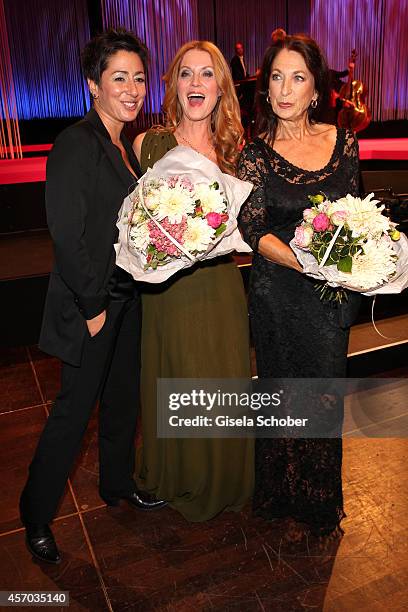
(238, 30), (360, 536)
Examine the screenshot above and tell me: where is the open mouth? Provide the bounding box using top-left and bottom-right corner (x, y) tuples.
(187, 93), (205, 107)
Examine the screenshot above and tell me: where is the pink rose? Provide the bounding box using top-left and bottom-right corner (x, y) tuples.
(312, 212), (330, 232)
(294, 224), (314, 248)
(206, 212), (222, 228)
(331, 210), (348, 226)
(303, 208), (318, 222)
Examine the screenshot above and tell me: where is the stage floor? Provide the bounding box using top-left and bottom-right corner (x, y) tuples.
(0, 344), (407, 610)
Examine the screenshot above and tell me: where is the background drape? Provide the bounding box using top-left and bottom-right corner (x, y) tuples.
(311, 0), (408, 121)
(3, 0), (90, 119)
(213, 0), (287, 77)
(0, 0), (406, 124)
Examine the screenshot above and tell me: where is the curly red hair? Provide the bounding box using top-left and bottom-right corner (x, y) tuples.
(162, 41), (243, 175)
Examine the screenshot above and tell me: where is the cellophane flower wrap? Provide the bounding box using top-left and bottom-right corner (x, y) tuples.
(114, 146), (253, 283)
(290, 192), (408, 297)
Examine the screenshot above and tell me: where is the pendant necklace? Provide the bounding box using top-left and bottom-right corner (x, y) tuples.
(177, 133), (216, 160)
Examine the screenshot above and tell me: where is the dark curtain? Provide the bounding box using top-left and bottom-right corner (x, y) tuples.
(311, 0), (408, 121)
(4, 0), (90, 119)
(215, 0), (287, 77)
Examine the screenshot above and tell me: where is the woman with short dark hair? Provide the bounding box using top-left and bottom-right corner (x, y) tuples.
(81, 27), (149, 84)
(20, 28), (165, 566)
(238, 30), (361, 537)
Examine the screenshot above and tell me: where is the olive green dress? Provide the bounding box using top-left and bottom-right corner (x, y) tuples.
(136, 130), (254, 521)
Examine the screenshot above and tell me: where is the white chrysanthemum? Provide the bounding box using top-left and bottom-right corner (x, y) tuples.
(335, 193), (390, 238)
(326, 200), (348, 216)
(155, 183), (195, 223)
(183, 216), (215, 252)
(338, 238), (397, 290)
(194, 183), (226, 215)
(129, 222), (150, 250)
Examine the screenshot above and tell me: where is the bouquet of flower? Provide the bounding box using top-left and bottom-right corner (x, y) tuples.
(115, 146), (252, 283)
(290, 192), (408, 299)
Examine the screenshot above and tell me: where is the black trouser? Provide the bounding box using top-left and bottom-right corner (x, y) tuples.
(20, 296), (141, 525)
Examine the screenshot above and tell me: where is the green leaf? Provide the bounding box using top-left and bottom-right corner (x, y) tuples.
(310, 250), (322, 265)
(323, 255), (338, 267)
(337, 256), (353, 273)
(214, 223), (226, 237)
(339, 245), (351, 258)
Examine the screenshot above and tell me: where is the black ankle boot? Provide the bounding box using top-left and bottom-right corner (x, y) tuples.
(101, 489), (167, 510)
(25, 523), (61, 564)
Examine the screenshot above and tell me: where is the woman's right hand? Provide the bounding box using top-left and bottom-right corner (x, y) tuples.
(86, 310), (106, 337)
(258, 234), (303, 272)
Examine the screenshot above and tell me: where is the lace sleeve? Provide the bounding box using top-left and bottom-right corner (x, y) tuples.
(345, 129), (361, 197)
(237, 143), (272, 252)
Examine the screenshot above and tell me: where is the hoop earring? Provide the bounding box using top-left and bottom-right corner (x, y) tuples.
(310, 98), (318, 108)
(266, 92), (271, 105)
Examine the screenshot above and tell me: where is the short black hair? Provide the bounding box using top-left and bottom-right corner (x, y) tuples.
(81, 28), (149, 85)
(256, 32), (330, 140)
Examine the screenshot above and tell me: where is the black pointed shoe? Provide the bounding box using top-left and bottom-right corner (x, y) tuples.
(101, 489), (167, 510)
(25, 523), (61, 564)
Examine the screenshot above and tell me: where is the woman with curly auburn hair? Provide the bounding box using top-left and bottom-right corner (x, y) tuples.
(133, 41), (253, 522)
(161, 40), (244, 174)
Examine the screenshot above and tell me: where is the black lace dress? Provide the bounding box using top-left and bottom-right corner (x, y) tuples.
(237, 128), (360, 535)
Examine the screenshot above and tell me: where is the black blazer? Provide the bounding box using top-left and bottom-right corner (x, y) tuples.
(39, 109), (141, 366)
(230, 55), (248, 81)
